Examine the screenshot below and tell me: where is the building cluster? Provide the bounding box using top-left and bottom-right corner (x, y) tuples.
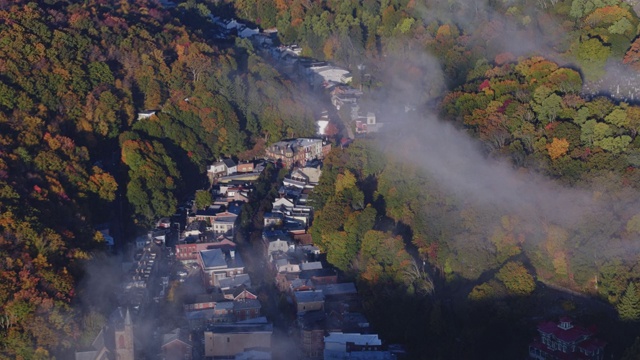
(259, 40), (383, 138)
(82, 11), (397, 360)
(264, 138), (331, 168)
(169, 172), (275, 360)
(330, 86), (383, 136)
(261, 163), (399, 360)
(529, 317), (606, 360)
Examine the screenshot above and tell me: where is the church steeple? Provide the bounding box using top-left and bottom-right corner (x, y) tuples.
(124, 308), (132, 327)
(115, 307), (134, 360)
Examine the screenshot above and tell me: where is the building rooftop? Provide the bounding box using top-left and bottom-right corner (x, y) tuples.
(162, 328), (191, 348)
(324, 332), (382, 346)
(294, 290), (325, 303)
(185, 308), (215, 321)
(223, 158), (236, 168)
(300, 268), (337, 280)
(200, 249), (227, 269)
(195, 206), (221, 217)
(327, 312), (370, 333)
(219, 273), (252, 290)
(235, 348), (272, 360)
(207, 323), (273, 334)
(324, 350), (394, 360)
(236, 316), (269, 324)
(290, 278), (313, 290)
(298, 310), (326, 330)
(537, 320), (592, 343)
(233, 298), (262, 311)
(316, 283), (357, 297)
(299, 261), (322, 271)
(192, 292), (226, 304)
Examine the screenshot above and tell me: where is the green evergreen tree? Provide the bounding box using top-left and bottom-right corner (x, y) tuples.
(617, 282), (640, 321)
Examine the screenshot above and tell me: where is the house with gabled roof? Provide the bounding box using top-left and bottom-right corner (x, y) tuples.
(211, 211), (238, 237)
(267, 237), (293, 262)
(272, 198), (295, 214)
(224, 286), (258, 301)
(161, 328), (192, 360)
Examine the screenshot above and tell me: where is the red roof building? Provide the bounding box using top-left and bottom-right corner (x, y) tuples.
(529, 317), (606, 360)
(175, 238), (236, 263)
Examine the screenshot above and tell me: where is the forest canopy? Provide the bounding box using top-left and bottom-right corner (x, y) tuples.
(2, 0), (640, 358)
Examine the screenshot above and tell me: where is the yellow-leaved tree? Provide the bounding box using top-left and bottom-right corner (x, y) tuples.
(546, 137), (569, 159)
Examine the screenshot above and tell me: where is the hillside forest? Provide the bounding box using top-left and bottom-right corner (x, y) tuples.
(2, 0), (640, 359)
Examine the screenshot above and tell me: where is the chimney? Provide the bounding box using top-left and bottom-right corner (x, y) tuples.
(230, 250), (235, 259)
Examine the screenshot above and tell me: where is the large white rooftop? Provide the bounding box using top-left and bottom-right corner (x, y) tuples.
(324, 332), (382, 346)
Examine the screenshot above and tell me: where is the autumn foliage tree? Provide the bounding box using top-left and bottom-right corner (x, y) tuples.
(496, 261), (536, 296)
(547, 137), (570, 160)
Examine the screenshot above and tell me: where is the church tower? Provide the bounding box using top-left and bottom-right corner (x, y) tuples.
(114, 308), (134, 360)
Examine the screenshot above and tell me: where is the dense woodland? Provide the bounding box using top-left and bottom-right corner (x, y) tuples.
(2, 0), (640, 358)
(0, 0), (317, 358)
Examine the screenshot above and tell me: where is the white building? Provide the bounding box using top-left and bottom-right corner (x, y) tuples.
(137, 111), (156, 121)
(316, 120), (329, 136)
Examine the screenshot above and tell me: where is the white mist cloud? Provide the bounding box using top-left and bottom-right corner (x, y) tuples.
(384, 110), (594, 226)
